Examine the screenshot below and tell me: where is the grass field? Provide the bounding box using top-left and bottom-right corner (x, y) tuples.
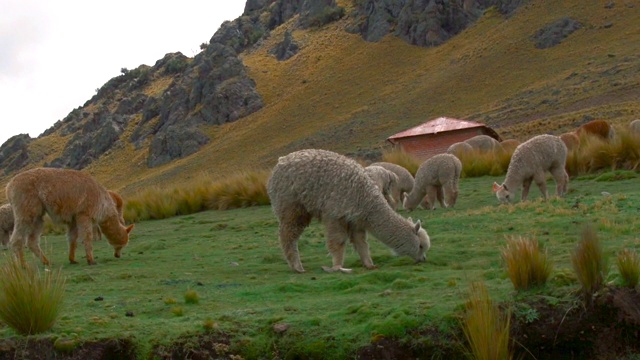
(0, 173), (638, 358)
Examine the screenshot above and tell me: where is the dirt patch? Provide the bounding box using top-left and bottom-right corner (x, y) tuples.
(0, 337), (135, 360)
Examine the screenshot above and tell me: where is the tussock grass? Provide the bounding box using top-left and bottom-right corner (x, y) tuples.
(461, 281), (512, 360)
(616, 249), (640, 289)
(502, 236), (552, 291)
(0, 256), (65, 335)
(458, 149), (512, 178)
(124, 170), (270, 222)
(571, 225), (608, 305)
(566, 132), (640, 176)
(381, 148), (421, 175)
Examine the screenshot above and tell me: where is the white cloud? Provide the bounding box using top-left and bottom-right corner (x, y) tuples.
(0, 1), (246, 145)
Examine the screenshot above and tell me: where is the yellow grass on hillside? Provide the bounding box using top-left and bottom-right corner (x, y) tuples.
(2, 0), (638, 198)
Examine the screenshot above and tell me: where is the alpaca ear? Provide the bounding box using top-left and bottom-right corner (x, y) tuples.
(414, 220), (422, 233)
(492, 182), (501, 193)
(126, 224), (135, 234)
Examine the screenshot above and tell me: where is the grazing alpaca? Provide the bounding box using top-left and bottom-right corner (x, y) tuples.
(629, 119), (640, 134)
(369, 162), (415, 210)
(268, 149), (430, 273)
(6, 167), (134, 265)
(577, 120), (615, 140)
(559, 132), (580, 151)
(447, 141), (474, 158)
(364, 165), (400, 209)
(464, 135), (500, 152)
(493, 134), (568, 203)
(0, 204), (14, 248)
(403, 154), (462, 210)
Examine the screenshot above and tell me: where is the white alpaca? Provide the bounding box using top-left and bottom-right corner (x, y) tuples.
(493, 134), (568, 203)
(268, 149), (430, 273)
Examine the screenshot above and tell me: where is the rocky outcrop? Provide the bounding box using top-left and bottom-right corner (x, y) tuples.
(271, 30), (300, 61)
(48, 111), (131, 169)
(532, 17), (582, 49)
(350, 0), (529, 46)
(0, 134), (31, 175)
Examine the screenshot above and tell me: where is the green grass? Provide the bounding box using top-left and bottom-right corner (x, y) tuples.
(0, 174), (638, 357)
(616, 249), (640, 289)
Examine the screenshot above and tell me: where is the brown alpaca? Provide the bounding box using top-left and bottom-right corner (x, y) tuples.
(6, 167), (134, 266)
(559, 132), (580, 151)
(577, 120), (615, 140)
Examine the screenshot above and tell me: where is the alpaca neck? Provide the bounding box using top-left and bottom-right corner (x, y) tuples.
(99, 216), (124, 243)
(364, 207), (409, 247)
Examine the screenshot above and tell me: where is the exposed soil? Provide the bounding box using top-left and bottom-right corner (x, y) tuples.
(0, 287), (638, 359)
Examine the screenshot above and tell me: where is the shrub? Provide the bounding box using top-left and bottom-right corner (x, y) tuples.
(309, 6), (345, 27)
(502, 236), (552, 291)
(381, 148), (421, 176)
(616, 249), (640, 289)
(458, 149), (511, 178)
(0, 257), (66, 335)
(184, 289), (199, 304)
(165, 58), (188, 75)
(123, 169), (271, 222)
(461, 281), (512, 360)
(571, 225), (607, 305)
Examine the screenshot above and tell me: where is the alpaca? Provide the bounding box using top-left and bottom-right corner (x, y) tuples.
(493, 134), (568, 203)
(403, 154), (462, 210)
(268, 149), (430, 273)
(364, 165), (400, 209)
(577, 120), (615, 140)
(369, 162), (415, 209)
(630, 119), (640, 134)
(464, 135), (500, 152)
(6, 167), (134, 266)
(446, 142), (474, 158)
(559, 132), (580, 151)
(0, 204), (14, 248)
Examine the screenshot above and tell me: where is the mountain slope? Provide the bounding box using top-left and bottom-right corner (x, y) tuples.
(0, 0), (638, 201)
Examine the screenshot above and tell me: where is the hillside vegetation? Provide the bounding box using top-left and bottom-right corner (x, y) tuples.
(0, 0), (638, 199)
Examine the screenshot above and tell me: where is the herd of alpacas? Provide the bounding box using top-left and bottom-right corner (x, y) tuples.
(0, 119), (636, 272)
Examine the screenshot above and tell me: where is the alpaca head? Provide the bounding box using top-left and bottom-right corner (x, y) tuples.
(493, 182), (512, 203)
(102, 221), (135, 258)
(394, 218), (430, 262)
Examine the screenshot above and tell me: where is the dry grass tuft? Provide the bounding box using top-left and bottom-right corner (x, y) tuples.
(0, 256), (66, 335)
(502, 236), (552, 291)
(461, 281), (512, 360)
(381, 148), (422, 176)
(124, 170), (271, 222)
(616, 248), (640, 289)
(571, 225), (607, 305)
(458, 149), (512, 178)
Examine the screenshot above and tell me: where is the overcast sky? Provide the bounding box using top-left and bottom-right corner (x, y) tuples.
(0, 1), (246, 146)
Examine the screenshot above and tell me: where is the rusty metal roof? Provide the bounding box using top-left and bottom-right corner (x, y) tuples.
(387, 117), (498, 143)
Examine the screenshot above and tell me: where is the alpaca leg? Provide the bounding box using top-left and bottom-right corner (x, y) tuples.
(421, 185), (438, 210)
(436, 186), (446, 208)
(25, 217), (48, 265)
(551, 167), (569, 197)
(443, 182), (458, 208)
(9, 223), (29, 266)
(67, 220), (79, 264)
(521, 177), (533, 201)
(323, 219), (350, 272)
(278, 207), (310, 273)
(350, 227), (376, 270)
(76, 216), (96, 265)
(534, 173), (549, 200)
